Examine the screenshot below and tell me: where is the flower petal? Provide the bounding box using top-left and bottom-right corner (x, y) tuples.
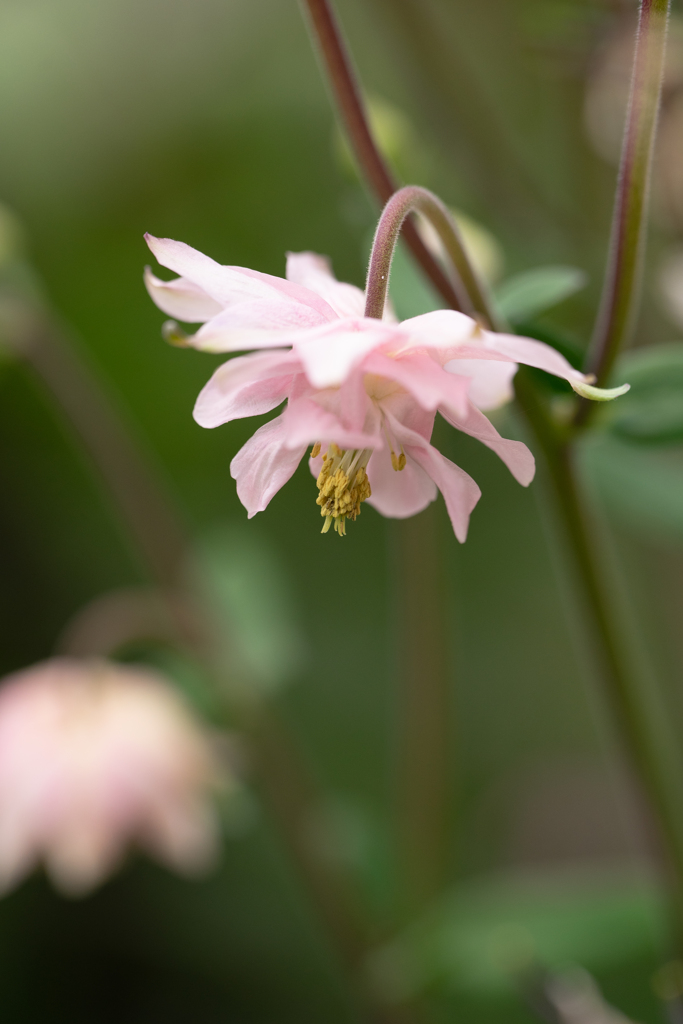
(230, 415), (307, 518)
(281, 396), (382, 450)
(293, 319), (398, 388)
(286, 252), (366, 319)
(145, 235), (338, 319)
(388, 412), (481, 542)
(143, 267), (223, 322)
(393, 309), (478, 352)
(363, 350), (472, 418)
(192, 298), (330, 352)
(366, 448), (437, 518)
(440, 403), (535, 486)
(193, 351), (301, 428)
(483, 331), (586, 384)
(442, 357), (518, 410)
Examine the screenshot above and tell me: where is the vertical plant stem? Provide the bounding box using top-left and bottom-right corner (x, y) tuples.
(299, 0), (683, 943)
(515, 374), (683, 938)
(300, 0), (464, 312)
(392, 507), (451, 915)
(585, 0), (671, 389)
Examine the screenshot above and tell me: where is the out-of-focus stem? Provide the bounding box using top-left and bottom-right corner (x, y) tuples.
(515, 372), (683, 941)
(299, 0), (683, 944)
(392, 506), (451, 914)
(300, 0), (464, 313)
(9, 305), (383, 1004)
(584, 0), (671, 393)
(365, 185), (494, 322)
(24, 317), (186, 590)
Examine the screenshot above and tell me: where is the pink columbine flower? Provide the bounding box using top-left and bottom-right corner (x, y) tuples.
(0, 659), (224, 896)
(144, 236), (595, 538)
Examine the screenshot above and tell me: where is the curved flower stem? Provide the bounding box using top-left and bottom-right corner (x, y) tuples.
(582, 0), (671, 397)
(300, 0), (464, 313)
(364, 185), (495, 323)
(300, 0), (683, 947)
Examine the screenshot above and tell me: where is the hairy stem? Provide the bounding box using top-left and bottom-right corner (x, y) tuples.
(364, 185), (494, 323)
(585, 0), (671, 390)
(300, 0), (464, 312)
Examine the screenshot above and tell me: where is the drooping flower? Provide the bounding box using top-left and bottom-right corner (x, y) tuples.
(144, 236), (600, 539)
(0, 658), (225, 896)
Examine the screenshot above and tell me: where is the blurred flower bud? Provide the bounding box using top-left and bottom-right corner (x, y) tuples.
(334, 95), (432, 186)
(0, 658), (226, 897)
(417, 207), (504, 285)
(659, 246), (683, 330)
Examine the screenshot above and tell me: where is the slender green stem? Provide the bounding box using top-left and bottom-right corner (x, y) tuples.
(299, 0), (683, 946)
(365, 185), (495, 323)
(300, 0), (464, 313)
(515, 372), (683, 940)
(585, 0), (671, 390)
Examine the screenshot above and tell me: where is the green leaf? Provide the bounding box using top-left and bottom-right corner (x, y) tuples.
(580, 433), (683, 544)
(495, 265), (587, 323)
(369, 868), (666, 1002)
(188, 524), (307, 703)
(601, 343), (683, 445)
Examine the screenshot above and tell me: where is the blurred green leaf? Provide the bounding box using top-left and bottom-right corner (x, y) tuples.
(495, 266), (587, 324)
(189, 525), (307, 704)
(369, 869), (666, 1003)
(601, 344), (683, 445)
(580, 434), (683, 544)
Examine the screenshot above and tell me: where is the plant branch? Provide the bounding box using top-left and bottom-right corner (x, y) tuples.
(584, 0), (671, 391)
(364, 185), (495, 323)
(300, 0), (464, 313)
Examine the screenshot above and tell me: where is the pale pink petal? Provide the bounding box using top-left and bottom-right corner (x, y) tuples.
(443, 357), (518, 410)
(393, 309), (478, 352)
(230, 415), (307, 517)
(440, 403), (535, 486)
(363, 350), (472, 418)
(192, 298), (331, 352)
(286, 252), (366, 318)
(145, 235), (338, 319)
(143, 267), (223, 322)
(281, 396), (382, 450)
(483, 331), (586, 383)
(293, 319), (398, 388)
(366, 448), (437, 518)
(193, 351), (301, 428)
(388, 413), (481, 542)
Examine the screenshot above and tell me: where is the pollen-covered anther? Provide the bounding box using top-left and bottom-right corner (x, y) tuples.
(316, 446), (372, 536)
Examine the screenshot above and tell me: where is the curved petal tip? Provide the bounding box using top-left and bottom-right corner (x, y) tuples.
(570, 380), (630, 401)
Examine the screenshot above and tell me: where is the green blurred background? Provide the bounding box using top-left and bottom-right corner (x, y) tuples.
(0, 0), (682, 1020)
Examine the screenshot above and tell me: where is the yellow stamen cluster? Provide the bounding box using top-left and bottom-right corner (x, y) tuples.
(316, 444), (372, 536)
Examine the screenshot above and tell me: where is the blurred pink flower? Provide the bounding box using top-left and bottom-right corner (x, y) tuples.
(0, 659), (224, 896)
(145, 237), (590, 538)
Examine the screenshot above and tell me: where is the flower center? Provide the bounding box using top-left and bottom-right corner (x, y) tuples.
(314, 444), (372, 536)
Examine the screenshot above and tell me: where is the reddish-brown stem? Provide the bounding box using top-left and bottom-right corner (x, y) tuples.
(583, 0), (670, 397)
(301, 0), (464, 312)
